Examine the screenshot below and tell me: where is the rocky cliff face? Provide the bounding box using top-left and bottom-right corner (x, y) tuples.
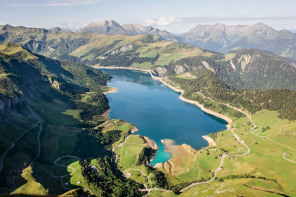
(152, 62), (212, 78)
(151, 66), (169, 77)
(0, 94), (24, 114)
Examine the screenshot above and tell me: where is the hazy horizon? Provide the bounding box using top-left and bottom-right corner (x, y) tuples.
(0, 0), (296, 33)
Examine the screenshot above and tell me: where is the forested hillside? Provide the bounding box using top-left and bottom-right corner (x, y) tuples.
(169, 69), (296, 120)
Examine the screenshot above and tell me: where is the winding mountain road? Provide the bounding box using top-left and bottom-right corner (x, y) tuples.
(34, 121), (43, 161)
(282, 153), (296, 164)
(123, 168), (153, 185)
(112, 134), (130, 175)
(36, 154), (81, 190)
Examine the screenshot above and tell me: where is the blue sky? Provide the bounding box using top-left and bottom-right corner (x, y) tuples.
(0, 0), (296, 33)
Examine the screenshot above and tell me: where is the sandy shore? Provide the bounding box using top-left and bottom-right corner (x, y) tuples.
(161, 139), (174, 150)
(180, 96), (232, 130)
(131, 125), (139, 133)
(103, 87), (118, 95)
(161, 139), (180, 154)
(202, 135), (217, 147)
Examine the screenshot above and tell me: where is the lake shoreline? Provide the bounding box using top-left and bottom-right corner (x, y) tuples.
(97, 66), (231, 166)
(202, 135), (217, 147)
(97, 66), (232, 129)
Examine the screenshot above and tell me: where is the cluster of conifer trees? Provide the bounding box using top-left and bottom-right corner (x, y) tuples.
(80, 157), (144, 197)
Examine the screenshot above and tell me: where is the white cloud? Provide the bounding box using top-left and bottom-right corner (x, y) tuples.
(142, 16), (296, 33)
(179, 16), (296, 23)
(144, 16), (296, 26)
(56, 22), (85, 31)
(144, 16), (182, 26)
(3, 0), (106, 7)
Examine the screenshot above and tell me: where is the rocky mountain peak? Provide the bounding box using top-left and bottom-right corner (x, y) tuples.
(84, 19), (121, 28)
(77, 19), (125, 35)
(0, 24), (13, 30)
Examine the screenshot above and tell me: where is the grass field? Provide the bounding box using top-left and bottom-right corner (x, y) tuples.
(114, 135), (156, 187)
(98, 119), (134, 147)
(115, 135), (147, 169)
(166, 110), (296, 196)
(11, 166), (48, 195)
(68, 161), (88, 189)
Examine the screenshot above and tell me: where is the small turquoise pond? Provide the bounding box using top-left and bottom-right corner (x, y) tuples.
(100, 69), (227, 165)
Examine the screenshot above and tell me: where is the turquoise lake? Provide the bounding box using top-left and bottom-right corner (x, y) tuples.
(100, 69), (227, 165)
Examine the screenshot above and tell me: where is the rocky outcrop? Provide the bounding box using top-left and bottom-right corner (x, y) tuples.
(100, 44), (133, 59)
(152, 63), (206, 77)
(174, 64), (187, 74)
(110, 44), (133, 55)
(47, 76), (66, 90)
(237, 54), (253, 72)
(0, 94), (23, 114)
(201, 61), (216, 74)
(151, 66), (169, 77)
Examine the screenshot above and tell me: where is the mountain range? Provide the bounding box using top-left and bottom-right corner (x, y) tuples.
(77, 20), (296, 61)
(77, 19), (177, 42)
(1, 23), (296, 90)
(179, 22), (296, 60)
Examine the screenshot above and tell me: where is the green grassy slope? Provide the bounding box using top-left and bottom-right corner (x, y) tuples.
(0, 43), (111, 194)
